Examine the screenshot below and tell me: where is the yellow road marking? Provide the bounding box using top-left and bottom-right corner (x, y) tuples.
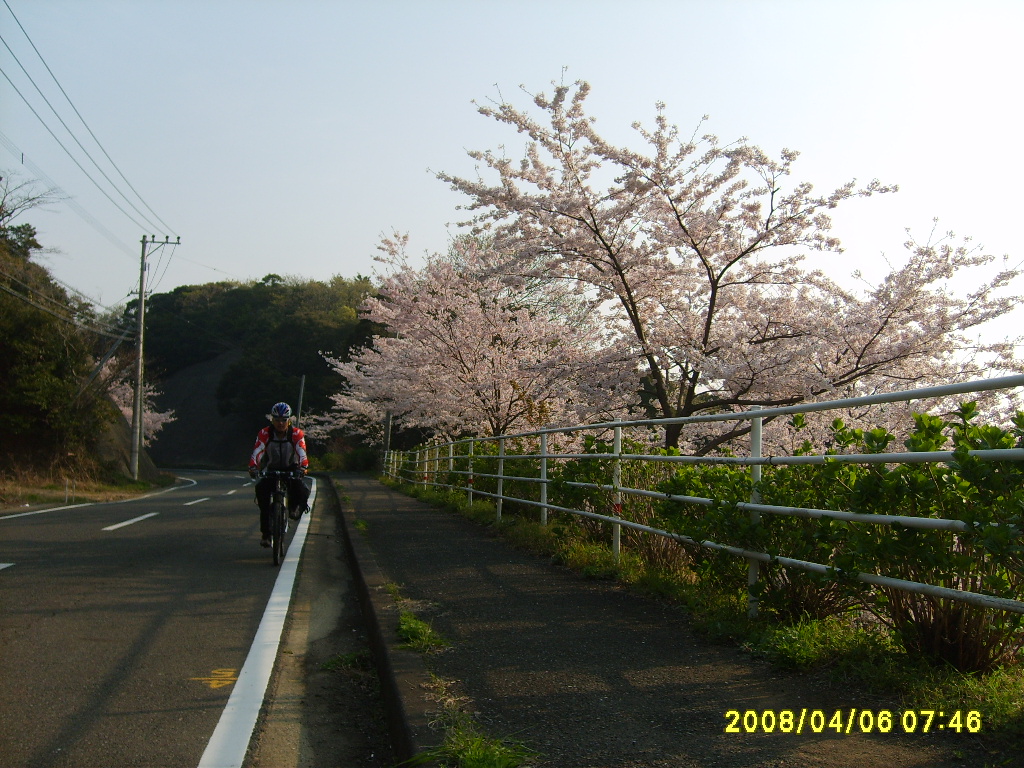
(191, 668), (238, 689)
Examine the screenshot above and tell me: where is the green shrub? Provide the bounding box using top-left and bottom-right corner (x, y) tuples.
(657, 404), (1024, 672)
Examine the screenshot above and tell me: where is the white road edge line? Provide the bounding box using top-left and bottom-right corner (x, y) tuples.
(102, 512), (160, 531)
(198, 478), (318, 768)
(184, 497), (211, 506)
(0, 502), (95, 520)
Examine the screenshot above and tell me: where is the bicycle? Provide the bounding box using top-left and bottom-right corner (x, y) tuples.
(261, 469), (303, 566)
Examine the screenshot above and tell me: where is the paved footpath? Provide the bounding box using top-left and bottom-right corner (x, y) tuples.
(333, 474), (1001, 768)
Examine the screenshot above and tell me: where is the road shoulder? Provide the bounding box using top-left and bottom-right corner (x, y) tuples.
(246, 475), (394, 767)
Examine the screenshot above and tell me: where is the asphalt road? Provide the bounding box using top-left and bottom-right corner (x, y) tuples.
(0, 471), (298, 768)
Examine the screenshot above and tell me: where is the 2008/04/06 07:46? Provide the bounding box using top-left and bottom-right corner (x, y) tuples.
(724, 709), (982, 735)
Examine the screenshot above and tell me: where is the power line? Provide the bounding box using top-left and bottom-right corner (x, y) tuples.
(0, 128), (137, 260)
(0, 64), (152, 232)
(0, 278), (133, 339)
(0, 4), (259, 323)
(149, 238), (179, 294)
(0, 32), (168, 235)
(1, 0), (175, 236)
(169, 253), (247, 282)
(0, 265), (128, 336)
(48, 271), (133, 315)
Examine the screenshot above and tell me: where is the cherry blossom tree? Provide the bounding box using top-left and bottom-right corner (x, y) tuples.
(103, 360), (175, 447)
(322, 234), (636, 441)
(438, 79), (1021, 450)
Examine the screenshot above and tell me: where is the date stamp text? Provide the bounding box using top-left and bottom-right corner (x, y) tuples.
(724, 709), (981, 735)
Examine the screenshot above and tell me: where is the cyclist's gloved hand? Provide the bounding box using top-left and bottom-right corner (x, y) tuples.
(248, 467), (258, 480)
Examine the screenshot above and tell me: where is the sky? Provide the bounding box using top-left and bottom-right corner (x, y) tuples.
(1, 0), (1022, 342)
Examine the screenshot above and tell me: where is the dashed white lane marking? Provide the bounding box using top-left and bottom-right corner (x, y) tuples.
(0, 477), (199, 523)
(184, 497), (211, 506)
(102, 512), (160, 531)
(225, 490), (238, 496)
(0, 563), (13, 571)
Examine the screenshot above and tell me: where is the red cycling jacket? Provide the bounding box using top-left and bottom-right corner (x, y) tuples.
(249, 425), (309, 472)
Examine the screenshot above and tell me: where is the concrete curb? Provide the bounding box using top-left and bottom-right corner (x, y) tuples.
(324, 475), (439, 766)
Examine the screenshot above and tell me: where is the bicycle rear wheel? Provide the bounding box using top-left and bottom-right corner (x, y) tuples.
(271, 497), (286, 566)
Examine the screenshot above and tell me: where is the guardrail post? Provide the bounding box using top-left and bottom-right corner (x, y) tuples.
(467, 439), (475, 506)
(748, 406), (763, 619)
(540, 432), (549, 526)
(496, 437), (505, 522)
(612, 420), (622, 563)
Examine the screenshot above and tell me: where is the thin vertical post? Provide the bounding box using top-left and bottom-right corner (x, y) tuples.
(748, 406), (763, 619)
(496, 437), (505, 522)
(295, 374), (306, 428)
(612, 421), (622, 563)
(382, 411), (393, 467)
(467, 439), (475, 505)
(539, 431), (548, 526)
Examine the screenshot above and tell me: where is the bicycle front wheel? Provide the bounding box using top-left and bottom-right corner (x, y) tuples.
(271, 497), (286, 566)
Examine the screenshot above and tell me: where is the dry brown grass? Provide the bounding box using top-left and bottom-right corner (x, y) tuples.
(0, 467), (161, 510)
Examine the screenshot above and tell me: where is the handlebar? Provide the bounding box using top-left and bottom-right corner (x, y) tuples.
(255, 468), (305, 480)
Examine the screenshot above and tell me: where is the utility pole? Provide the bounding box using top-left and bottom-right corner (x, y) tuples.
(295, 375), (306, 429)
(130, 235), (180, 480)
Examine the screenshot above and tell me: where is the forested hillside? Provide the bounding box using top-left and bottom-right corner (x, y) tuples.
(141, 273), (379, 468)
(2, 168), (381, 476)
(0, 176), (124, 476)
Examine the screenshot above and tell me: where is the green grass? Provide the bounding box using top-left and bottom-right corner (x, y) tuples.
(398, 611), (450, 653)
(320, 650), (371, 672)
(408, 721), (535, 768)
(403, 675), (537, 768)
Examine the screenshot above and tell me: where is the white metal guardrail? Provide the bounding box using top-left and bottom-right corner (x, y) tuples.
(384, 375), (1024, 617)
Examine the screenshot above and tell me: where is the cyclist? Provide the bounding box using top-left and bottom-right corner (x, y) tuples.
(248, 402), (310, 547)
